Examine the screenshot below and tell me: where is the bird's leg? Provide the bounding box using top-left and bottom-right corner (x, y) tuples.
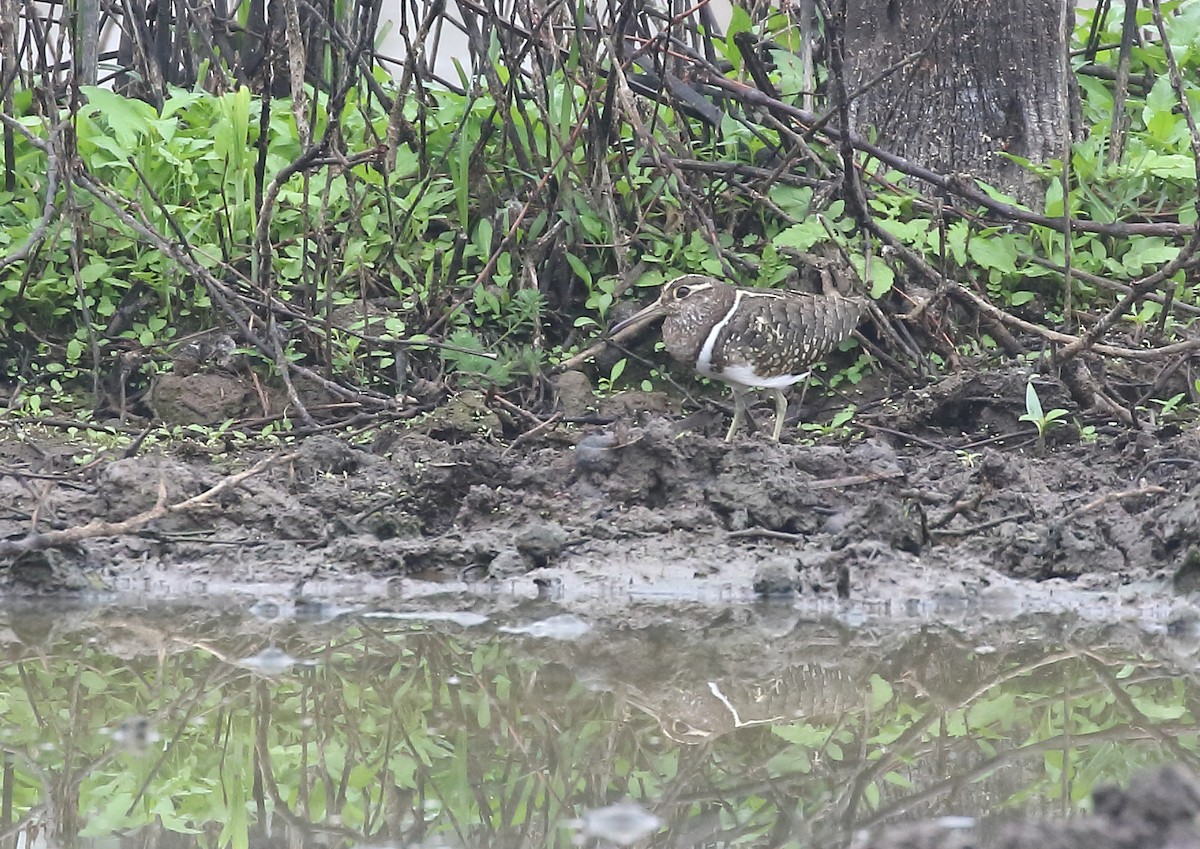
(771, 388), (788, 441)
(774, 371), (813, 441)
(725, 389), (748, 442)
(795, 370), (813, 411)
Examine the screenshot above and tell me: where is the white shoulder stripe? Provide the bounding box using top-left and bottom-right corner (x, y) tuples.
(696, 290), (743, 377)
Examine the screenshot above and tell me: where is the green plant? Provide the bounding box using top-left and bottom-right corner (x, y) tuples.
(596, 358), (627, 395)
(1019, 380), (1069, 447)
(800, 404), (857, 440)
(956, 449), (982, 468)
(1150, 392), (1187, 423)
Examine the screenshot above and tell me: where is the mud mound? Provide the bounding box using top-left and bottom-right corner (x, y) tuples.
(859, 765), (1200, 849)
(0, 367), (1197, 604)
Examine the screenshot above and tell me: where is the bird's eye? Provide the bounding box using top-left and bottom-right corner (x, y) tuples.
(675, 286), (692, 299)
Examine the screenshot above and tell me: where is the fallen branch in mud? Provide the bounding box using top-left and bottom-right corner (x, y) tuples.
(726, 527), (807, 543)
(930, 512), (1033, 539)
(929, 492), (985, 530)
(1067, 485), (1167, 519)
(806, 469), (906, 489)
(501, 412), (563, 458)
(0, 452), (300, 558)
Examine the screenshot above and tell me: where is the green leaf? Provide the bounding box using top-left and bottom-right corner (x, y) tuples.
(944, 221), (970, 265)
(724, 6), (753, 71)
(79, 261), (111, 284)
(727, 4), (752, 39)
(772, 219), (826, 252)
(565, 253), (593, 288)
(80, 86), (154, 147)
(1144, 152), (1196, 181)
(347, 763), (377, 790)
(1130, 696), (1186, 720)
(1024, 381), (1044, 422)
(884, 770), (915, 789)
(869, 264), (895, 298)
(966, 692), (1015, 730)
(772, 722), (826, 747)
(1044, 176), (1064, 218)
(864, 781), (880, 809)
(968, 236), (1018, 273)
(475, 218), (493, 258)
(1143, 76), (1180, 144)
(868, 674), (894, 711)
(1123, 237), (1180, 274)
(80, 670), (107, 692)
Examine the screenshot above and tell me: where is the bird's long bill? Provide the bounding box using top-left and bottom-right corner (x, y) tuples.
(606, 298), (668, 338)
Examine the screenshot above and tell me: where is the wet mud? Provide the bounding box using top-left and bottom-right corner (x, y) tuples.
(0, 366), (1196, 613)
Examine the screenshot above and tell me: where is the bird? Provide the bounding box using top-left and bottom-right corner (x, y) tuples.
(609, 274), (866, 442)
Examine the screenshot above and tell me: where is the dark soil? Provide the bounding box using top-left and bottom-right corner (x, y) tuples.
(1, 366), (1197, 613)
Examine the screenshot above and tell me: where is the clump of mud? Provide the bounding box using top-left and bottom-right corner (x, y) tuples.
(0, 368), (1195, 605)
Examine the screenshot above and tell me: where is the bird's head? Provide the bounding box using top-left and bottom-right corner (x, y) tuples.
(607, 274), (726, 335)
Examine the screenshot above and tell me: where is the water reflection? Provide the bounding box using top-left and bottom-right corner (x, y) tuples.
(0, 599), (1193, 849)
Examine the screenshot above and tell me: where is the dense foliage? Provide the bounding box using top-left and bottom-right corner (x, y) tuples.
(0, 1), (1197, 430)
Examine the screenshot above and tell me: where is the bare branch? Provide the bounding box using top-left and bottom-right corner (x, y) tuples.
(0, 451), (301, 557)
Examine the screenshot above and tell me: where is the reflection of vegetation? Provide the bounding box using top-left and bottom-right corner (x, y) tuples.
(0, 605), (1196, 848)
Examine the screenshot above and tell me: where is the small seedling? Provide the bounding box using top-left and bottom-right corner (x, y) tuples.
(800, 404), (857, 439)
(1019, 380), (1069, 448)
(1150, 393), (1186, 424)
(597, 358), (627, 395)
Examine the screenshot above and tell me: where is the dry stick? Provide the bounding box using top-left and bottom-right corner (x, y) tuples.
(606, 37), (737, 278)
(425, 76), (598, 337)
(1132, 353), (1192, 414)
(501, 413), (563, 458)
(0, 116), (61, 273)
(828, 15), (927, 385)
(929, 492), (984, 530)
(869, 219), (1200, 365)
(282, 0), (312, 148)
(1078, 652), (1195, 765)
(0, 451), (301, 557)
(858, 423), (945, 451)
(1106, 0), (1140, 167)
(122, 159), (344, 425)
(1067, 485), (1167, 519)
(806, 469), (906, 489)
(1059, 0), (1075, 327)
(554, 309), (659, 372)
(930, 512), (1032, 539)
(1025, 254), (1200, 317)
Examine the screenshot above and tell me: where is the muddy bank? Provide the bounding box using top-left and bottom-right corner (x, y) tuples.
(860, 765), (1200, 849)
(1, 368), (1197, 613)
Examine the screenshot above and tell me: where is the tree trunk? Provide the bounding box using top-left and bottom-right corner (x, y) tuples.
(842, 0), (1076, 207)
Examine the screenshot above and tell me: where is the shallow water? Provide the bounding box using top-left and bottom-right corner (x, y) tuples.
(1, 594), (1195, 849)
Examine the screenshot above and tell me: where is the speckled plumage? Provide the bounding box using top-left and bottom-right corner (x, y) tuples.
(612, 274), (866, 441)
